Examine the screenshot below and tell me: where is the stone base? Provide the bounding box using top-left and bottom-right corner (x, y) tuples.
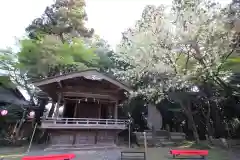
(44, 144), (119, 151)
(48, 129), (120, 146)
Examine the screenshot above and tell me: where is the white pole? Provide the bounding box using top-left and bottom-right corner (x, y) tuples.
(128, 119), (131, 148)
(27, 123), (38, 153)
(143, 132), (147, 158)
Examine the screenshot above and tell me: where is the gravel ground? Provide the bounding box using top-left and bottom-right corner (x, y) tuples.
(0, 146), (237, 160)
(25, 149), (121, 160)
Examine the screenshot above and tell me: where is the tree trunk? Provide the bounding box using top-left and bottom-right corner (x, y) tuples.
(205, 104), (213, 143)
(200, 100), (214, 144)
(183, 103), (200, 144)
(187, 112), (200, 143)
(211, 104), (224, 138)
(168, 92), (200, 143)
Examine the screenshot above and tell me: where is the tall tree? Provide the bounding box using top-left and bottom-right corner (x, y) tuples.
(18, 36), (99, 80)
(113, 0), (236, 142)
(26, 0), (94, 41)
(18, 0), (101, 80)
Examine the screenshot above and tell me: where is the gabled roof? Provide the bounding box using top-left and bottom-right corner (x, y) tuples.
(0, 86), (28, 105)
(0, 75), (28, 105)
(32, 69), (131, 92)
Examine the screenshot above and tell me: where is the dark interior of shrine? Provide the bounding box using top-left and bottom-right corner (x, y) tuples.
(63, 99), (112, 119)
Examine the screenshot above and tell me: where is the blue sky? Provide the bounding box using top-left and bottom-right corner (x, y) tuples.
(0, 0), (231, 50)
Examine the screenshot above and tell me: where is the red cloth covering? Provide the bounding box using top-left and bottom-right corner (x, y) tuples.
(170, 150), (208, 156)
(22, 153), (76, 160)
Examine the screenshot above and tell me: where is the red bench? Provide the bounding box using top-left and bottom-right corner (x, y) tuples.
(22, 153), (76, 160)
(170, 150), (208, 159)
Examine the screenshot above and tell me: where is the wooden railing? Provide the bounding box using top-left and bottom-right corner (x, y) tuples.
(41, 117), (127, 130)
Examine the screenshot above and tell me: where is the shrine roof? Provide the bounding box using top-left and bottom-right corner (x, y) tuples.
(32, 69), (131, 92)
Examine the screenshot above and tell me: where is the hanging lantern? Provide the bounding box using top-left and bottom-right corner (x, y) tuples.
(1, 110), (8, 116)
(28, 111), (35, 118)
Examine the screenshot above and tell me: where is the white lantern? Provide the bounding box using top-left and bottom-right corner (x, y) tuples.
(29, 111), (35, 118)
(1, 110), (8, 116)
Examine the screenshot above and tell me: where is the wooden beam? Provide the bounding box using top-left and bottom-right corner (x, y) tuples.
(57, 86), (120, 96)
(63, 97), (116, 104)
(61, 78), (115, 90)
(62, 92), (118, 101)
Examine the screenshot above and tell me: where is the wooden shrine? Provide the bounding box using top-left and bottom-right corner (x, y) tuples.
(32, 69), (130, 146)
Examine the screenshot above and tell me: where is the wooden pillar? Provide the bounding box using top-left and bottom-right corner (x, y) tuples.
(62, 101), (66, 117)
(73, 100), (78, 118)
(114, 102), (118, 119)
(108, 106), (112, 118)
(55, 93), (61, 118)
(95, 130), (98, 144)
(73, 100), (78, 145)
(115, 131), (119, 145)
(98, 104), (101, 118)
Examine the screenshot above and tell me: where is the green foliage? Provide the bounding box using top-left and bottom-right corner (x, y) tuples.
(84, 35), (115, 71)
(26, 0), (94, 40)
(223, 56), (240, 72)
(0, 49), (19, 72)
(0, 76), (14, 88)
(0, 50), (36, 103)
(17, 36), (100, 80)
(178, 141), (212, 149)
